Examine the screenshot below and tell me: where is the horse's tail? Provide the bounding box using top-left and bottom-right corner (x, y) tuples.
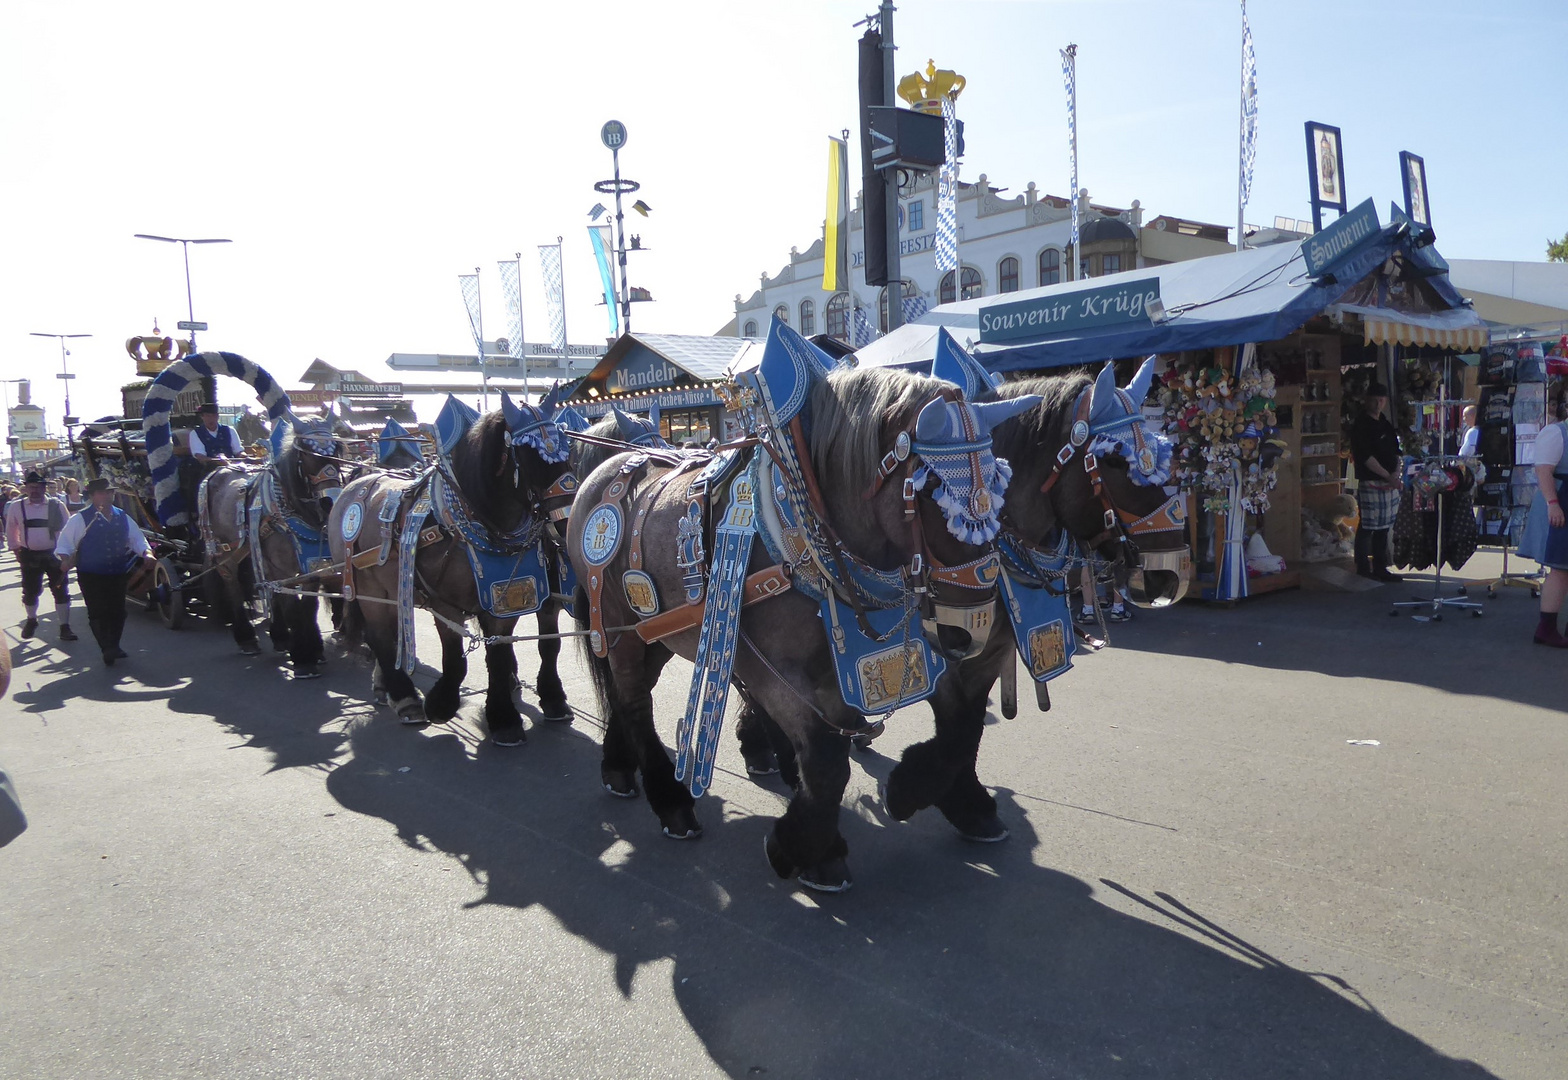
(572, 584), (615, 718)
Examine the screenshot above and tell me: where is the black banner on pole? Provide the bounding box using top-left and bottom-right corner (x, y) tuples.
(859, 28), (888, 287)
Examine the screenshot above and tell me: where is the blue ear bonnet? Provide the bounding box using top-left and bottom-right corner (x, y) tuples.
(280, 411), (339, 459)
(910, 393), (1042, 544)
(1086, 356), (1173, 486)
(555, 405), (591, 433)
(377, 418), (423, 465)
(611, 407), (669, 448)
(929, 328), (1002, 401)
(500, 391), (571, 464)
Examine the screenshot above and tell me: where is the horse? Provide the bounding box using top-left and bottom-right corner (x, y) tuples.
(328, 394), (577, 746)
(198, 414), (348, 677)
(569, 323), (1040, 889)
(875, 344), (1192, 842)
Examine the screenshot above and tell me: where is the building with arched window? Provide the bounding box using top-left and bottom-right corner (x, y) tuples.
(733, 172), (1231, 346)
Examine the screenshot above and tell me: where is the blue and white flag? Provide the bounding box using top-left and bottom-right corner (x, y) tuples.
(902, 293), (930, 324)
(538, 241), (568, 357)
(497, 257), (524, 360)
(935, 95), (960, 275)
(458, 271), (484, 362)
(588, 225), (618, 335)
(1238, 0), (1259, 211)
(1061, 44), (1079, 279)
(852, 303), (878, 348)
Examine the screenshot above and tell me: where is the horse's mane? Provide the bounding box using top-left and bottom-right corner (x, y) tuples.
(448, 409), (532, 533)
(807, 366), (948, 496)
(274, 425), (319, 521)
(989, 372), (1091, 462)
(572, 414), (628, 481)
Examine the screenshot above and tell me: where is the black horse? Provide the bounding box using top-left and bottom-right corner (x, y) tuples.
(330, 398), (576, 745)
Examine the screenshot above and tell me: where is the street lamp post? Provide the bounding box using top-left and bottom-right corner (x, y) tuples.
(28, 332), (89, 444)
(133, 234), (232, 352)
(0, 378), (30, 480)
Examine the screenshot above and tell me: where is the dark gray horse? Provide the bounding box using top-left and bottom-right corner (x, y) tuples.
(198, 417), (346, 677)
(569, 361), (1038, 890)
(330, 400), (577, 746)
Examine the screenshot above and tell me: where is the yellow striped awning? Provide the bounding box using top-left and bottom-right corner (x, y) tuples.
(1361, 316), (1489, 351)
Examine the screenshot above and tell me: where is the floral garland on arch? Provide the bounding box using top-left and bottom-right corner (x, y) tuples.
(1158, 354), (1286, 515)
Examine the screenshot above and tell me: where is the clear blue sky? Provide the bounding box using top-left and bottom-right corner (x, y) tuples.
(3, 0), (1564, 425)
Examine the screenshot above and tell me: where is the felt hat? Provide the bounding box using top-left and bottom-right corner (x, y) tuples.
(22, 470), (45, 485)
(196, 402), (219, 416)
(83, 477), (112, 495)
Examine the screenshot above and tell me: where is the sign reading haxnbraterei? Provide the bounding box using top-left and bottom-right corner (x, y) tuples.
(978, 278), (1162, 344)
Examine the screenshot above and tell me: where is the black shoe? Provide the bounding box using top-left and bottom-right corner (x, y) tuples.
(59, 624), (78, 642)
(21, 617), (37, 639)
(108, 646), (128, 661)
(102, 650), (116, 667)
(1373, 570), (1405, 583)
(1354, 566), (1375, 579)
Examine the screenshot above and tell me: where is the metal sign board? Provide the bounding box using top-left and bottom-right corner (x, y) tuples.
(339, 382), (403, 396)
(600, 120), (627, 150)
(1399, 151), (1431, 229)
(1302, 198), (1381, 279)
(176, 320), (208, 331)
(20, 439), (59, 451)
(868, 106), (962, 173)
(979, 278), (1163, 345)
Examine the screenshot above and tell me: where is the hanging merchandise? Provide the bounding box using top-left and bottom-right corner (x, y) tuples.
(1160, 352), (1284, 513)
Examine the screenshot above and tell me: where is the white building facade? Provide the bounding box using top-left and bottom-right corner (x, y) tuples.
(734, 173), (1232, 344)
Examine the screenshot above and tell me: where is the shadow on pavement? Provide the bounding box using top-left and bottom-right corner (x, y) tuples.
(319, 709), (1498, 1080)
(1101, 582), (1560, 713)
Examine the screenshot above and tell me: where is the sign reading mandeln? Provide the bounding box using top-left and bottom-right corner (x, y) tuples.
(978, 278), (1163, 344)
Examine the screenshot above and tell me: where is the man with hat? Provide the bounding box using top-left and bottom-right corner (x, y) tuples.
(54, 478), (156, 665)
(4, 470), (75, 641)
(1351, 381), (1405, 582)
(188, 402), (243, 460)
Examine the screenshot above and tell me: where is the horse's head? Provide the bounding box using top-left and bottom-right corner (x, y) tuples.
(809, 367), (1039, 658)
(280, 410), (345, 520)
(993, 358), (1191, 608)
(496, 391), (576, 541)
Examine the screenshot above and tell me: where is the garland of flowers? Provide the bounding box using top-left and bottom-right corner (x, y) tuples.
(1159, 355), (1284, 514)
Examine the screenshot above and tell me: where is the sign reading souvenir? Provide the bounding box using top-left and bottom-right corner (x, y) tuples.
(1302, 198), (1380, 279)
(1400, 150), (1430, 229)
(978, 278), (1163, 344)
(1304, 120), (1347, 231)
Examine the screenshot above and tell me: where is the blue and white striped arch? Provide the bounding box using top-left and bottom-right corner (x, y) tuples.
(144, 352), (292, 526)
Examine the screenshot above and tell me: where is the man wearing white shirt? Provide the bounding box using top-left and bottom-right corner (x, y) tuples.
(55, 478), (155, 666)
(188, 402), (243, 459)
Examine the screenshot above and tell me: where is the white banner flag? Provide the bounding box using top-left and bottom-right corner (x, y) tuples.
(538, 242), (567, 355)
(497, 258), (524, 358)
(1061, 44), (1079, 280)
(458, 271), (484, 363)
(935, 95), (960, 276)
(1238, 0), (1259, 211)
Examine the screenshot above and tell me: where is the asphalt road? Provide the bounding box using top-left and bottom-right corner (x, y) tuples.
(1, 553), (1562, 1079)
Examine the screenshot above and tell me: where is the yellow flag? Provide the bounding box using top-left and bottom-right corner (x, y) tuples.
(823, 136), (849, 292)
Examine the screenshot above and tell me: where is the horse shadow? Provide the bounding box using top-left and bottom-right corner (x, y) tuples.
(318, 711), (1498, 1080)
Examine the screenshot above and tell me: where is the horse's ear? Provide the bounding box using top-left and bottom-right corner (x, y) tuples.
(1089, 360), (1120, 423)
(914, 397), (958, 442)
(1124, 355), (1157, 408)
(611, 407), (636, 440)
(500, 391), (528, 432)
(971, 395), (1043, 434)
(931, 328), (999, 399)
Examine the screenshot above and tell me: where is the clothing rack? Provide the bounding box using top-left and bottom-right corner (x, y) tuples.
(1467, 336), (1550, 599)
(1391, 355), (1482, 622)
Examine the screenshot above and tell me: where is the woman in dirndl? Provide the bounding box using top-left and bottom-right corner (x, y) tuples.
(1518, 416), (1568, 646)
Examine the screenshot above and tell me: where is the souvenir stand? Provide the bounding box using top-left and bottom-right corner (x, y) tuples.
(1469, 337), (1558, 597)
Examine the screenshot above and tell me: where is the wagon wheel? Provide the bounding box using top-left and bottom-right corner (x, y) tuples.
(153, 557), (186, 630)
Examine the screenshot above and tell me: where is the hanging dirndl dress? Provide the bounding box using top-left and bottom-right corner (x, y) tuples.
(1516, 465), (1568, 572)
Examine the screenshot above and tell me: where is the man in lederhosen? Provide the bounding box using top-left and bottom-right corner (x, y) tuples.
(188, 402), (244, 460)
(4, 470), (76, 641)
(54, 478), (156, 666)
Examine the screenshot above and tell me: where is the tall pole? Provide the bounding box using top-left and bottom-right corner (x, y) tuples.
(1062, 44), (1079, 282)
(881, 0), (903, 331)
(132, 234), (230, 354)
(611, 148), (631, 334)
(558, 236), (570, 379)
(475, 266), (488, 413)
(28, 332), (88, 444)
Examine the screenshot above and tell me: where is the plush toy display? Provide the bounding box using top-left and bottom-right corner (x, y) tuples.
(1159, 353), (1285, 514)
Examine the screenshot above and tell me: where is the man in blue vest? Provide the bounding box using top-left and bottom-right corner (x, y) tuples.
(188, 402), (244, 460)
(54, 478), (156, 666)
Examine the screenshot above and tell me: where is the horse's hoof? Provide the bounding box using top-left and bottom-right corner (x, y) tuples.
(490, 727), (526, 748)
(292, 665), (322, 680)
(764, 832), (797, 880)
(955, 813), (1010, 843)
(539, 703), (573, 723)
(238, 643), (261, 657)
(393, 698), (426, 725)
(604, 782), (639, 799)
(373, 690), (389, 706)
(742, 750), (779, 777)
(271, 641), (288, 655)
(798, 858), (853, 894)
(851, 720), (886, 751)
(660, 806), (701, 840)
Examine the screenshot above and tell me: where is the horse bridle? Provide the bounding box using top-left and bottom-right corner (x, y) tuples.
(1034, 389), (1187, 570)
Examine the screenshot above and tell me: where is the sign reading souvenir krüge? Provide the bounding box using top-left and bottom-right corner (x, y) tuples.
(978, 278), (1163, 344)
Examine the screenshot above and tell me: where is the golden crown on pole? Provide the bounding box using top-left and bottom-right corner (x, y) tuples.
(897, 60), (966, 115)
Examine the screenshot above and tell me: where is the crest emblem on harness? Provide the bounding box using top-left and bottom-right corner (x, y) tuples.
(622, 570), (660, 617)
(581, 504), (623, 566)
(340, 501), (363, 542)
(1070, 419), (1090, 447)
(1026, 620), (1069, 680)
(856, 643), (931, 711)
